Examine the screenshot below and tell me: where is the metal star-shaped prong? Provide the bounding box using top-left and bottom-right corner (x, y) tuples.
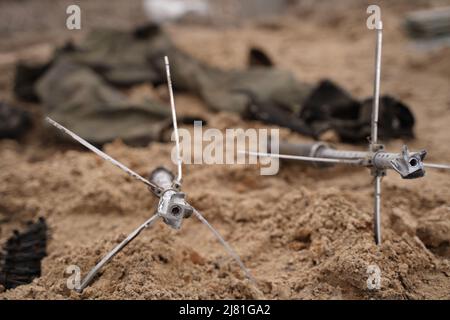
(389, 145), (426, 179)
(238, 15), (449, 246)
(47, 56), (256, 292)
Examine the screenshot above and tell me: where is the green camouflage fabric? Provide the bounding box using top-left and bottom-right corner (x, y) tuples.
(37, 57), (171, 146)
(14, 24), (414, 145)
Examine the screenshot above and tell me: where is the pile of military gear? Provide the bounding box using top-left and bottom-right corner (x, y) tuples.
(13, 24), (415, 145)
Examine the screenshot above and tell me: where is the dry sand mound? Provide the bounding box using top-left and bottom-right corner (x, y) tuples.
(0, 133), (449, 299)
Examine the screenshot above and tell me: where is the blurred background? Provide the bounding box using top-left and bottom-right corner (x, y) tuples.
(1, 0), (450, 153)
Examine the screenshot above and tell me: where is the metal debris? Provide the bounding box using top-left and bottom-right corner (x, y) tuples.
(47, 57), (255, 293)
(241, 17), (450, 245)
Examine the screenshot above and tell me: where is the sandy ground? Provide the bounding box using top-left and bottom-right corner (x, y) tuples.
(0, 0), (450, 299)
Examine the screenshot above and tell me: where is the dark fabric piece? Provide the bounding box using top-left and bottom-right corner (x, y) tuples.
(14, 62), (52, 102)
(300, 80), (361, 122)
(0, 102), (31, 139)
(63, 25), (170, 87)
(301, 80), (415, 143)
(242, 90), (316, 138)
(0, 218), (47, 290)
(360, 95), (415, 141)
(248, 47), (274, 67)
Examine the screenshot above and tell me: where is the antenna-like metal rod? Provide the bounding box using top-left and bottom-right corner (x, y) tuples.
(76, 214), (160, 292)
(371, 21), (383, 147)
(164, 56), (182, 185)
(46, 117), (163, 195)
(423, 162), (450, 170)
(193, 209), (257, 285)
(370, 20), (383, 245)
(374, 176), (382, 245)
(239, 150), (363, 165)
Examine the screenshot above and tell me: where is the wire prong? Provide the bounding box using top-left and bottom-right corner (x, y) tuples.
(45, 117), (163, 195)
(164, 56), (182, 186)
(193, 208), (256, 285)
(75, 214), (160, 293)
(238, 150), (363, 165)
(423, 162), (450, 170)
(370, 21), (383, 148)
(374, 175), (382, 245)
